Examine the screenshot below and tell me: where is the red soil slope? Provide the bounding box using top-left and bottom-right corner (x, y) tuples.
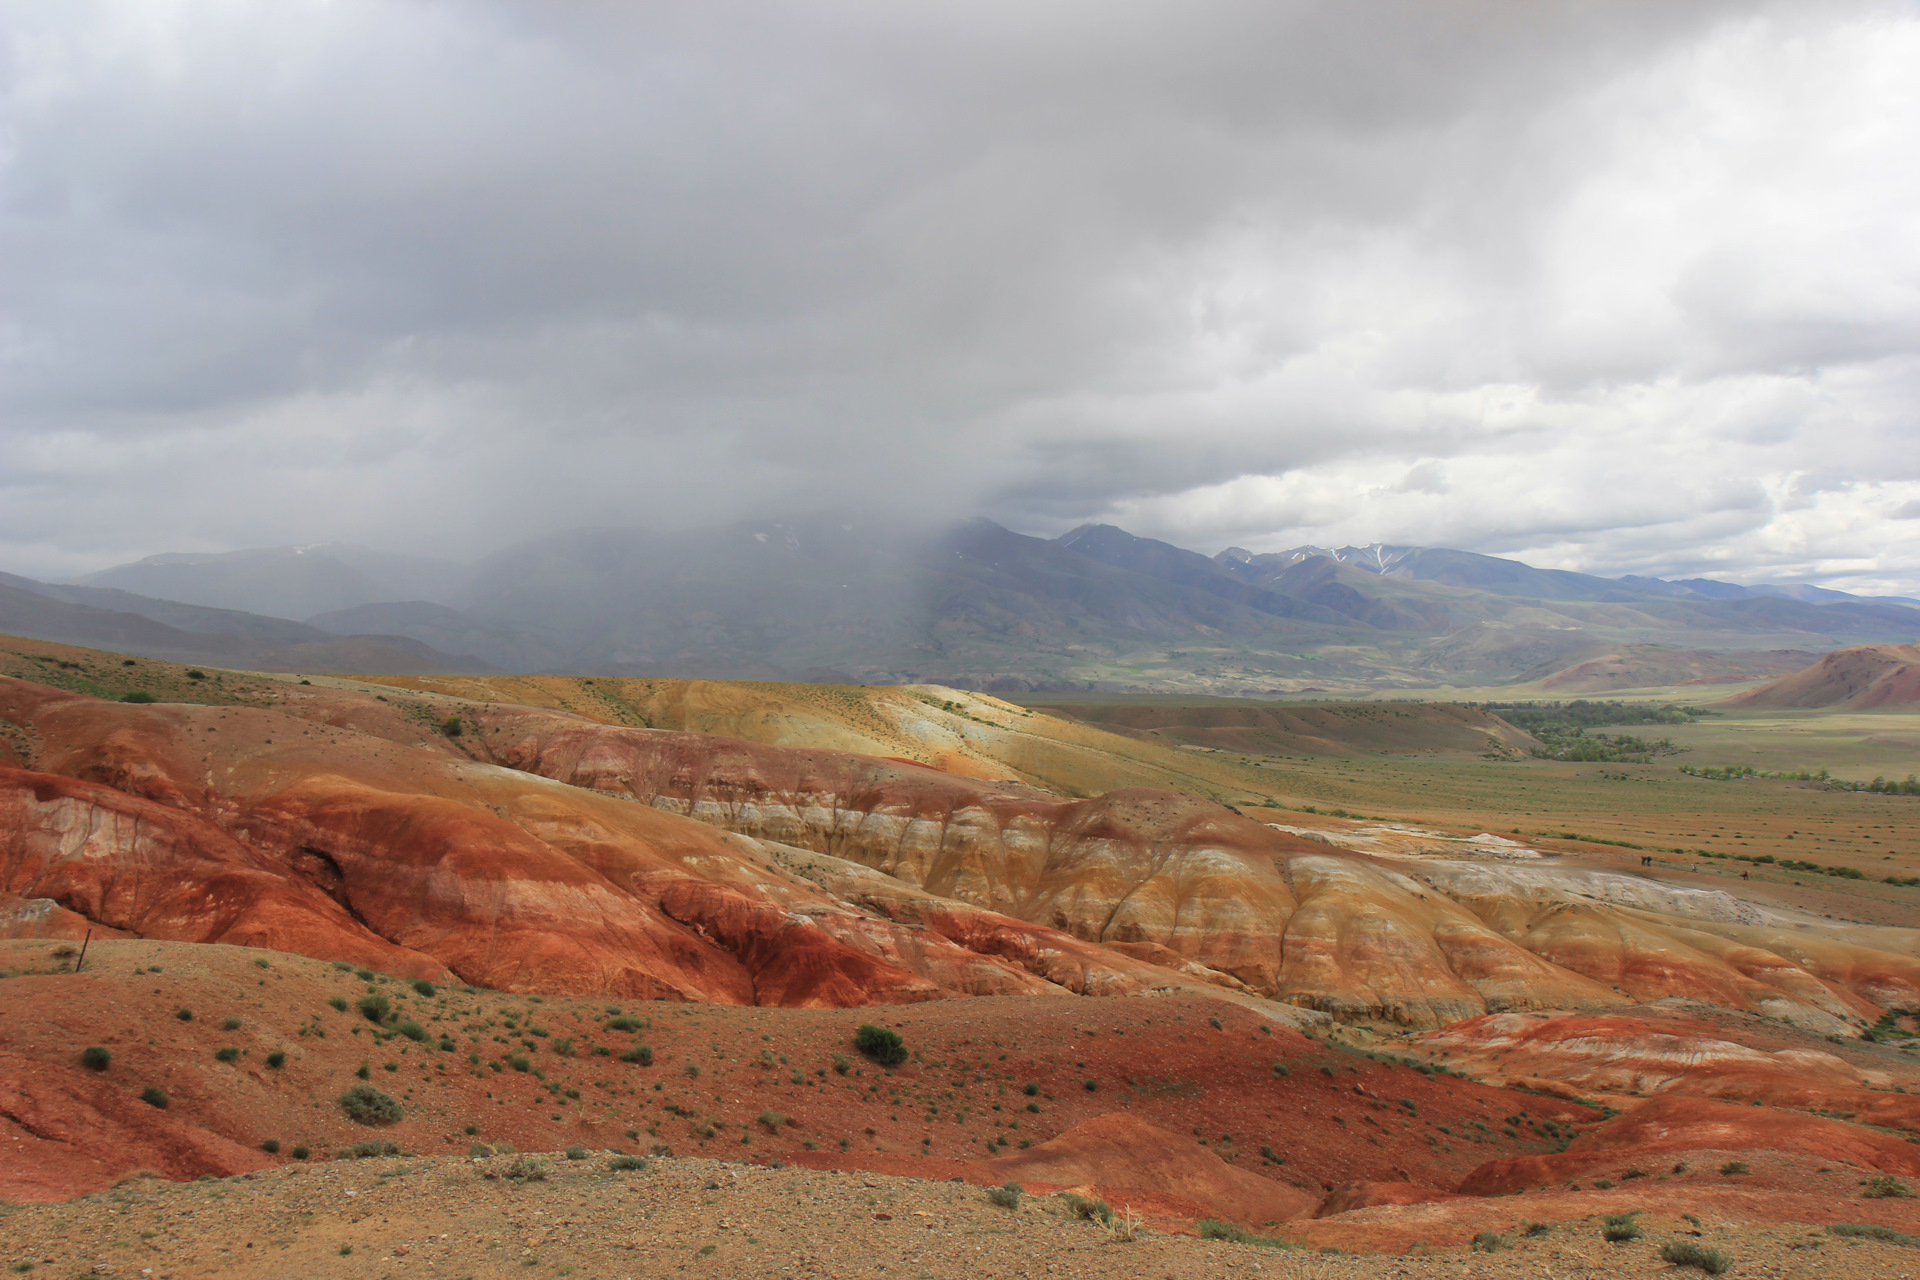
(1726, 643), (1920, 709)
(1460, 1094), (1920, 1193)
(0, 940), (1597, 1205)
(1419, 1008), (1920, 1133)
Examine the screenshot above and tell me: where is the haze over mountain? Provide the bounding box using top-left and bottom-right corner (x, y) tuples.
(21, 514), (1916, 689)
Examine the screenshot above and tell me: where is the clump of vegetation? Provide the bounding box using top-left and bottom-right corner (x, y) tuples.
(140, 1086), (168, 1109)
(396, 1020), (426, 1042)
(1471, 1231), (1508, 1253)
(855, 1024), (907, 1067)
(986, 1181), (1023, 1209)
(1060, 1193), (1113, 1225)
(564, 1145), (588, 1161)
(356, 994), (390, 1024)
(1486, 700), (1703, 763)
(607, 1016), (642, 1032)
(174, 1008), (193, 1022)
(1863, 1175), (1914, 1199)
(1601, 1214), (1642, 1243)
(411, 979), (436, 997)
(337, 1084), (401, 1126)
(608, 1154), (649, 1172)
(620, 1044), (653, 1065)
(1659, 1242), (1731, 1274)
(79, 1046), (111, 1072)
(505, 1156), (548, 1183)
(1718, 1161), (1749, 1176)
(342, 1140), (399, 1158)
(214, 1047), (241, 1063)
(1196, 1220), (1291, 1248)
(261, 1139), (280, 1154)
(757, 1109), (787, 1130)
(121, 691), (157, 704)
(1831, 1223), (1920, 1247)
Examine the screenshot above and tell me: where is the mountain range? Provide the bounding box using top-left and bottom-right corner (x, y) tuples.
(3, 514), (1915, 690)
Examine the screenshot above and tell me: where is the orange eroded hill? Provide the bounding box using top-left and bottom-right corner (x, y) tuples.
(1726, 644), (1920, 709)
(8, 672), (1920, 1030)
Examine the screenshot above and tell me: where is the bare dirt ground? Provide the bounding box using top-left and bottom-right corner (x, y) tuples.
(7, 1151), (1920, 1280)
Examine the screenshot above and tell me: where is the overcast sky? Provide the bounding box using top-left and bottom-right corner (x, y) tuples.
(4, 1), (1918, 593)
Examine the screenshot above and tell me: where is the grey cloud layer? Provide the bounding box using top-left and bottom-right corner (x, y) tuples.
(4, 0), (1917, 592)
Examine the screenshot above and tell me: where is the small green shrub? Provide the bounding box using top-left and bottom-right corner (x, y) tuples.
(140, 1086), (168, 1109)
(1601, 1214), (1641, 1243)
(1718, 1161), (1749, 1176)
(1659, 1242), (1731, 1274)
(564, 1145), (588, 1161)
(505, 1156), (548, 1183)
(1863, 1175), (1914, 1199)
(262, 1139), (280, 1153)
(396, 1020), (426, 1042)
(175, 1008), (193, 1022)
(986, 1181), (1022, 1209)
(620, 1044), (653, 1065)
(328, 996), (348, 1012)
(342, 1140), (399, 1158)
(832, 1054), (851, 1075)
(607, 1016), (642, 1032)
(214, 1047), (241, 1063)
(411, 978), (437, 997)
(121, 690), (156, 704)
(1022, 1081), (1039, 1096)
(855, 1024), (907, 1067)
(265, 1051), (286, 1069)
(1196, 1220), (1290, 1248)
(683, 1062), (700, 1078)
(1059, 1193), (1112, 1224)
(80, 1046), (111, 1072)
(1271, 1062), (1290, 1077)
(608, 1154), (648, 1171)
(757, 1109), (787, 1130)
(508, 1055), (530, 1072)
(222, 1016), (242, 1031)
(356, 994), (390, 1024)
(291, 1145), (309, 1160)
(1471, 1231), (1508, 1253)
(337, 1084), (401, 1126)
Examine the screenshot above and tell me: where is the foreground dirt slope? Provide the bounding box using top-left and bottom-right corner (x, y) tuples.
(11, 937), (1920, 1252)
(8, 1145), (1920, 1278)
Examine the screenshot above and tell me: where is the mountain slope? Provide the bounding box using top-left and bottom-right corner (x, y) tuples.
(0, 576), (489, 674)
(55, 517), (1920, 689)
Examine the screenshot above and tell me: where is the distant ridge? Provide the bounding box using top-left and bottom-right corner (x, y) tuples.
(19, 516), (1920, 690)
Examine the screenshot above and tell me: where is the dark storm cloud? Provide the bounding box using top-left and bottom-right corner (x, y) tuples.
(3, 0), (1917, 592)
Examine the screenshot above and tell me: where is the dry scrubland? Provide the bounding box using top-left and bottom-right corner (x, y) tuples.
(7, 637), (1920, 1273)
